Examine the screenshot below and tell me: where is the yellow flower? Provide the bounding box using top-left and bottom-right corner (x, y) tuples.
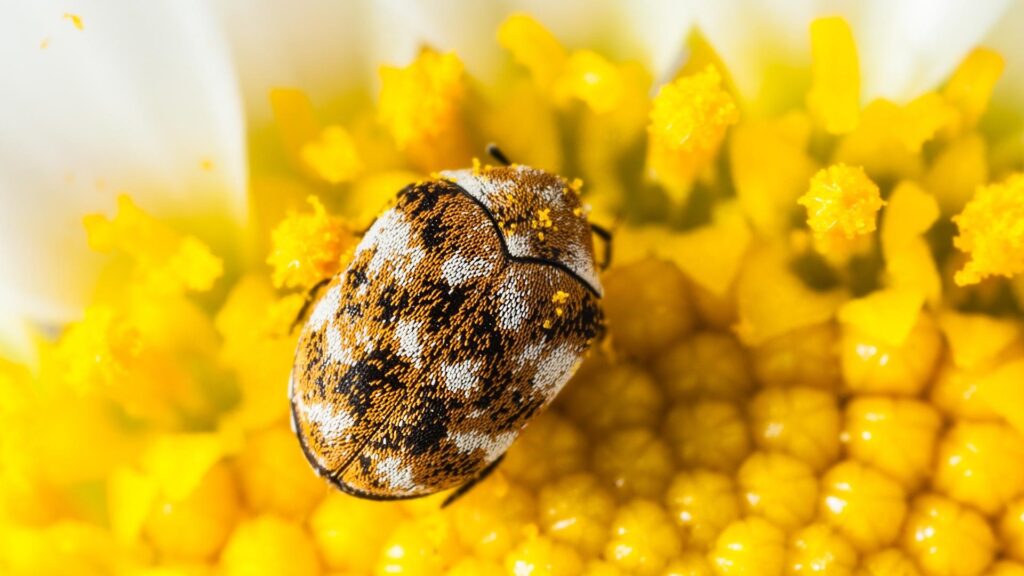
(4, 3), (1024, 575)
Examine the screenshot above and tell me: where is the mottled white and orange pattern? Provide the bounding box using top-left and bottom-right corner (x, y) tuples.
(290, 167), (604, 501)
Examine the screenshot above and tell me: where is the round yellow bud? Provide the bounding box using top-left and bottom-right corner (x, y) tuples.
(220, 516), (321, 576)
(749, 386), (841, 472)
(666, 469), (740, 549)
(787, 523), (858, 575)
(902, 493), (995, 576)
(539, 473), (615, 555)
(655, 332), (754, 402)
(710, 517), (786, 576)
(605, 499), (682, 576)
(843, 397), (942, 490)
(664, 399), (751, 472)
(738, 451), (818, 530)
(933, 422), (1024, 515)
(603, 258), (695, 359)
(819, 461), (907, 552)
(310, 493), (405, 572)
(144, 462), (240, 561)
(235, 425), (325, 519)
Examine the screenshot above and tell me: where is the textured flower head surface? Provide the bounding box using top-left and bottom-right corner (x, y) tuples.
(3, 1), (1024, 575)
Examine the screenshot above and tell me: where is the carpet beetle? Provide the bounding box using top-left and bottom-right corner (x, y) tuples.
(289, 147), (605, 505)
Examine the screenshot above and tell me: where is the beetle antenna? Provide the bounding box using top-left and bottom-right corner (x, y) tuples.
(486, 143), (512, 166)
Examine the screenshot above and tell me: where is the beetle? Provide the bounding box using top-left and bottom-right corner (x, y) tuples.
(289, 146), (607, 506)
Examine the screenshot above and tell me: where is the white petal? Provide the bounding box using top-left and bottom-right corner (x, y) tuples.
(981, 0), (1024, 102)
(682, 0), (830, 99)
(0, 1), (247, 348)
(852, 0), (1011, 102)
(637, 0), (1010, 104)
(212, 0), (373, 122)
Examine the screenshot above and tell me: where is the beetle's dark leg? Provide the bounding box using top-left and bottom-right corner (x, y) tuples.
(486, 143), (512, 167)
(589, 223), (613, 270)
(441, 454), (506, 508)
(290, 277), (332, 334)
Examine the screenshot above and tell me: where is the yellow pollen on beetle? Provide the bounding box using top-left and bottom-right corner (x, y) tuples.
(648, 65), (738, 155)
(552, 291), (570, 304)
(64, 13), (84, 30)
(798, 163), (884, 252)
(536, 208), (553, 229)
(472, 157), (482, 174)
(953, 173), (1024, 286)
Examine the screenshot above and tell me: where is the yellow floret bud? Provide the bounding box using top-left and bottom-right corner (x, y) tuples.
(378, 48), (465, 150)
(592, 427), (674, 499)
(558, 358), (664, 431)
(929, 359), (1002, 421)
(266, 196), (355, 290)
(666, 469), (741, 549)
(379, 514), (464, 575)
(990, 562), (1024, 576)
(752, 323), (843, 390)
(649, 65), (738, 155)
(665, 552), (716, 576)
(664, 399), (751, 473)
(654, 332), (754, 402)
(953, 173), (1024, 286)
(505, 534), (583, 576)
(581, 559), (628, 576)
(843, 397), (942, 491)
(749, 387), (841, 472)
(738, 451), (819, 530)
(820, 461), (907, 552)
(710, 517), (787, 576)
(798, 164), (884, 255)
(1001, 498), (1024, 563)
(498, 14), (567, 89)
(502, 413), (586, 487)
(788, 523), (859, 575)
(857, 548), (921, 576)
(606, 499), (682, 576)
(310, 494), (405, 572)
(807, 17), (860, 134)
(902, 493), (995, 576)
(235, 425), (325, 518)
(448, 557), (505, 576)
(300, 125), (362, 184)
(539, 473), (615, 555)
(220, 515), (322, 576)
(143, 462), (240, 561)
(603, 258), (695, 359)
(933, 422), (1024, 516)
(840, 313), (942, 396)
(451, 474), (535, 560)
(975, 359), (1024, 434)
(943, 48), (1004, 134)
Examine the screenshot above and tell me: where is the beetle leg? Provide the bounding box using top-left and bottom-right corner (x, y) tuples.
(486, 143), (512, 166)
(290, 277), (332, 334)
(441, 453), (506, 508)
(589, 223), (613, 270)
